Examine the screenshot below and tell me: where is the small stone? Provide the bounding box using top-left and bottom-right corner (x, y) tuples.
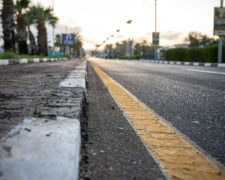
(24, 128), (31, 132)
(46, 133), (52, 137)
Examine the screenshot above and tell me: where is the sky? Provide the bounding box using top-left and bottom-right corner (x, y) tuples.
(4, 0), (223, 50)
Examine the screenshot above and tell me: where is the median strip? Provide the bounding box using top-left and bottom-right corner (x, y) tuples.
(0, 59), (87, 180)
(90, 60), (225, 180)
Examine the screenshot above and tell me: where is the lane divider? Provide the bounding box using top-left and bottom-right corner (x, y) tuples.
(140, 59), (225, 68)
(90, 60), (225, 180)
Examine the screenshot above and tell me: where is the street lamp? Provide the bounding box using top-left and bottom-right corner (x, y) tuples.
(126, 20), (133, 58)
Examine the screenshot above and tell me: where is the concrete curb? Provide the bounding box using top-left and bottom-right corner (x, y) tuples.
(140, 59), (225, 68)
(0, 59), (87, 180)
(0, 58), (68, 66)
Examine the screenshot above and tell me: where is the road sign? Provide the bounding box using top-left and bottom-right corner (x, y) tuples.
(214, 7), (225, 36)
(152, 32), (160, 46)
(62, 34), (75, 45)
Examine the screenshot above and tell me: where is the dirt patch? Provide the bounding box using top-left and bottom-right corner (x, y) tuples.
(0, 59), (82, 138)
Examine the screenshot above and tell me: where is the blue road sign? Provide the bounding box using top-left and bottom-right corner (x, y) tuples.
(62, 34), (75, 45)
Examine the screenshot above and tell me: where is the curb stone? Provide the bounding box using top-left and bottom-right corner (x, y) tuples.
(0, 58), (68, 66)
(0, 59), (87, 180)
(139, 59), (225, 68)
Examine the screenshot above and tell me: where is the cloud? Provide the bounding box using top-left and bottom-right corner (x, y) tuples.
(160, 31), (182, 41)
(54, 24), (82, 34)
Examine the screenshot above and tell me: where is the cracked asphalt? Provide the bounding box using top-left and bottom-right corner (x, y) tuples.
(90, 58), (225, 166)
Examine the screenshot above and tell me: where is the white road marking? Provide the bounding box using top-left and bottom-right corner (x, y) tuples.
(187, 69), (225, 75)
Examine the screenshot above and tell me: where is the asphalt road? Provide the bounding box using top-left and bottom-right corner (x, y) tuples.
(90, 58), (225, 166)
(86, 63), (166, 180)
(0, 59), (82, 138)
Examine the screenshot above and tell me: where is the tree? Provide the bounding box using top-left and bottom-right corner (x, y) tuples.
(24, 10), (38, 55)
(54, 34), (61, 50)
(73, 33), (83, 57)
(29, 5), (58, 56)
(185, 32), (216, 47)
(134, 43), (141, 56)
(2, 0), (16, 51)
(14, 0), (30, 54)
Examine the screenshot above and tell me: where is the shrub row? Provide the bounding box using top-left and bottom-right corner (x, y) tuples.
(165, 44), (225, 63)
(119, 55), (141, 60)
(0, 51), (71, 59)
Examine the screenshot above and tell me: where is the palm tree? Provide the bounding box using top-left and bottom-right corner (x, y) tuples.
(29, 5), (58, 56)
(1, 0), (16, 51)
(73, 33), (83, 57)
(14, 0), (30, 54)
(23, 10), (38, 55)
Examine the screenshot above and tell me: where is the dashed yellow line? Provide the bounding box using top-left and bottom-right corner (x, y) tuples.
(89, 59), (225, 180)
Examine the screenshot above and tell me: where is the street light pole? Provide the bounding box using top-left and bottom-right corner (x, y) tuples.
(218, 0), (223, 63)
(155, 0), (157, 32)
(154, 0), (158, 60)
(126, 20), (132, 59)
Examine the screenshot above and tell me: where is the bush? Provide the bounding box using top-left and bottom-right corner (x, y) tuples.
(203, 44), (225, 63)
(119, 55), (141, 60)
(130, 55), (141, 60)
(119, 55), (128, 60)
(0, 52), (70, 60)
(185, 47), (204, 62)
(0, 51), (16, 59)
(165, 48), (186, 61)
(165, 44), (225, 63)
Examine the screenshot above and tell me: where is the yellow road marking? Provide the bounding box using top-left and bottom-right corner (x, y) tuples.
(89, 60), (225, 180)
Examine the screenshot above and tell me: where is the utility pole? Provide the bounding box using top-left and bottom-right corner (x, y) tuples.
(218, 0), (224, 63)
(126, 20), (132, 59)
(154, 0), (158, 60)
(155, 0), (157, 32)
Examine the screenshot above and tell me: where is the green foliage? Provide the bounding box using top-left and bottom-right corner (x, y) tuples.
(185, 48), (204, 62)
(165, 48), (186, 61)
(165, 44), (225, 63)
(0, 52), (68, 59)
(130, 55), (141, 60)
(185, 32), (217, 47)
(0, 52), (16, 59)
(14, 0), (30, 15)
(119, 55), (128, 60)
(202, 44), (218, 63)
(119, 55), (141, 60)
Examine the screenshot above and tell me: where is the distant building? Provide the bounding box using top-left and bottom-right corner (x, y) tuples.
(173, 42), (190, 48)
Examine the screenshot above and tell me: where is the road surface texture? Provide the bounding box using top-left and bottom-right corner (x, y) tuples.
(85, 63), (166, 180)
(0, 59), (83, 138)
(90, 58), (225, 167)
